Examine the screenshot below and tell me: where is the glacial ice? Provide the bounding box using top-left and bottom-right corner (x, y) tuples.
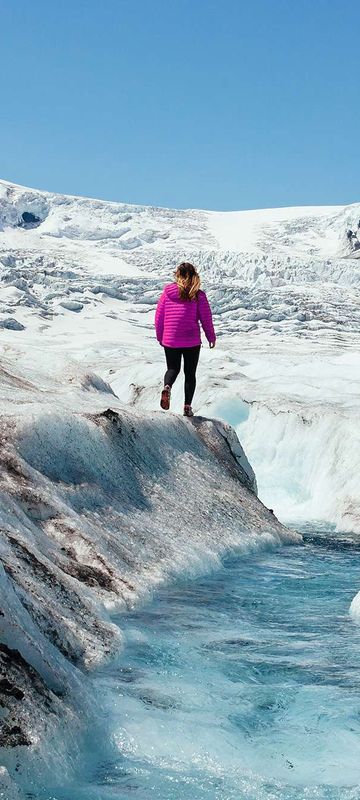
(1, 178), (359, 530)
(1, 177), (360, 794)
(0, 364), (297, 792)
(232, 399), (360, 532)
(0, 767), (23, 800)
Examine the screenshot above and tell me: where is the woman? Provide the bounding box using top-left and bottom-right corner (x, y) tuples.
(155, 262), (216, 417)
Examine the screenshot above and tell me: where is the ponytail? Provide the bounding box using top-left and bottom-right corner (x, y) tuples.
(175, 262), (200, 301)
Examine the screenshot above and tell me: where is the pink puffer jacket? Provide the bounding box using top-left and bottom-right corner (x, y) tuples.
(155, 283), (216, 348)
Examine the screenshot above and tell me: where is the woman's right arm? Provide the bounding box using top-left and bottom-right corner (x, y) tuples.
(155, 290), (166, 344)
(198, 291), (216, 346)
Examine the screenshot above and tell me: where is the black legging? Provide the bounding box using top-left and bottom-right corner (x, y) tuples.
(164, 346), (201, 405)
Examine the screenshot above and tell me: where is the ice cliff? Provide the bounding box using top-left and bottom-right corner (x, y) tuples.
(0, 386), (298, 793)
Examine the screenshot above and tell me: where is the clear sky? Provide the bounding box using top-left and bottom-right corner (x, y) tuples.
(1, 0), (359, 210)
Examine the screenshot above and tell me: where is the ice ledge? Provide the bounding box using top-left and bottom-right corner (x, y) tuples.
(188, 415), (257, 494)
(0, 406), (299, 788)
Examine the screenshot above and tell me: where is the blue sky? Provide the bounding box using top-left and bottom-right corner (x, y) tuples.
(1, 0), (359, 210)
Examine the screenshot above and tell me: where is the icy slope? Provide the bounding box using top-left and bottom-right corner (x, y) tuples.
(1, 178), (360, 529)
(0, 354), (297, 792)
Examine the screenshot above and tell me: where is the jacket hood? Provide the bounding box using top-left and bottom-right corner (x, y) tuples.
(164, 283), (198, 303)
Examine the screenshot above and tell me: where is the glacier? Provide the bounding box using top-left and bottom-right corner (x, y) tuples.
(1, 178), (360, 795)
(1, 177), (360, 532)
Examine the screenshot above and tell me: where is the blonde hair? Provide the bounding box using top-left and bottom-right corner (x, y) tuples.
(175, 262), (201, 301)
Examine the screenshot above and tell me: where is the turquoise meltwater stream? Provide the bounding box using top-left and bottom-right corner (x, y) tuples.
(37, 527), (360, 800)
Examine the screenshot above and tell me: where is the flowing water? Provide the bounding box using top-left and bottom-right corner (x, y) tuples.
(34, 527), (360, 799)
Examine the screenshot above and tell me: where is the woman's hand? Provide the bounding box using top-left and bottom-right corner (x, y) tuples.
(209, 341), (216, 349)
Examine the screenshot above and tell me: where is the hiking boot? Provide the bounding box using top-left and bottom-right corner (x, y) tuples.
(183, 404), (194, 417)
(160, 385), (171, 410)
